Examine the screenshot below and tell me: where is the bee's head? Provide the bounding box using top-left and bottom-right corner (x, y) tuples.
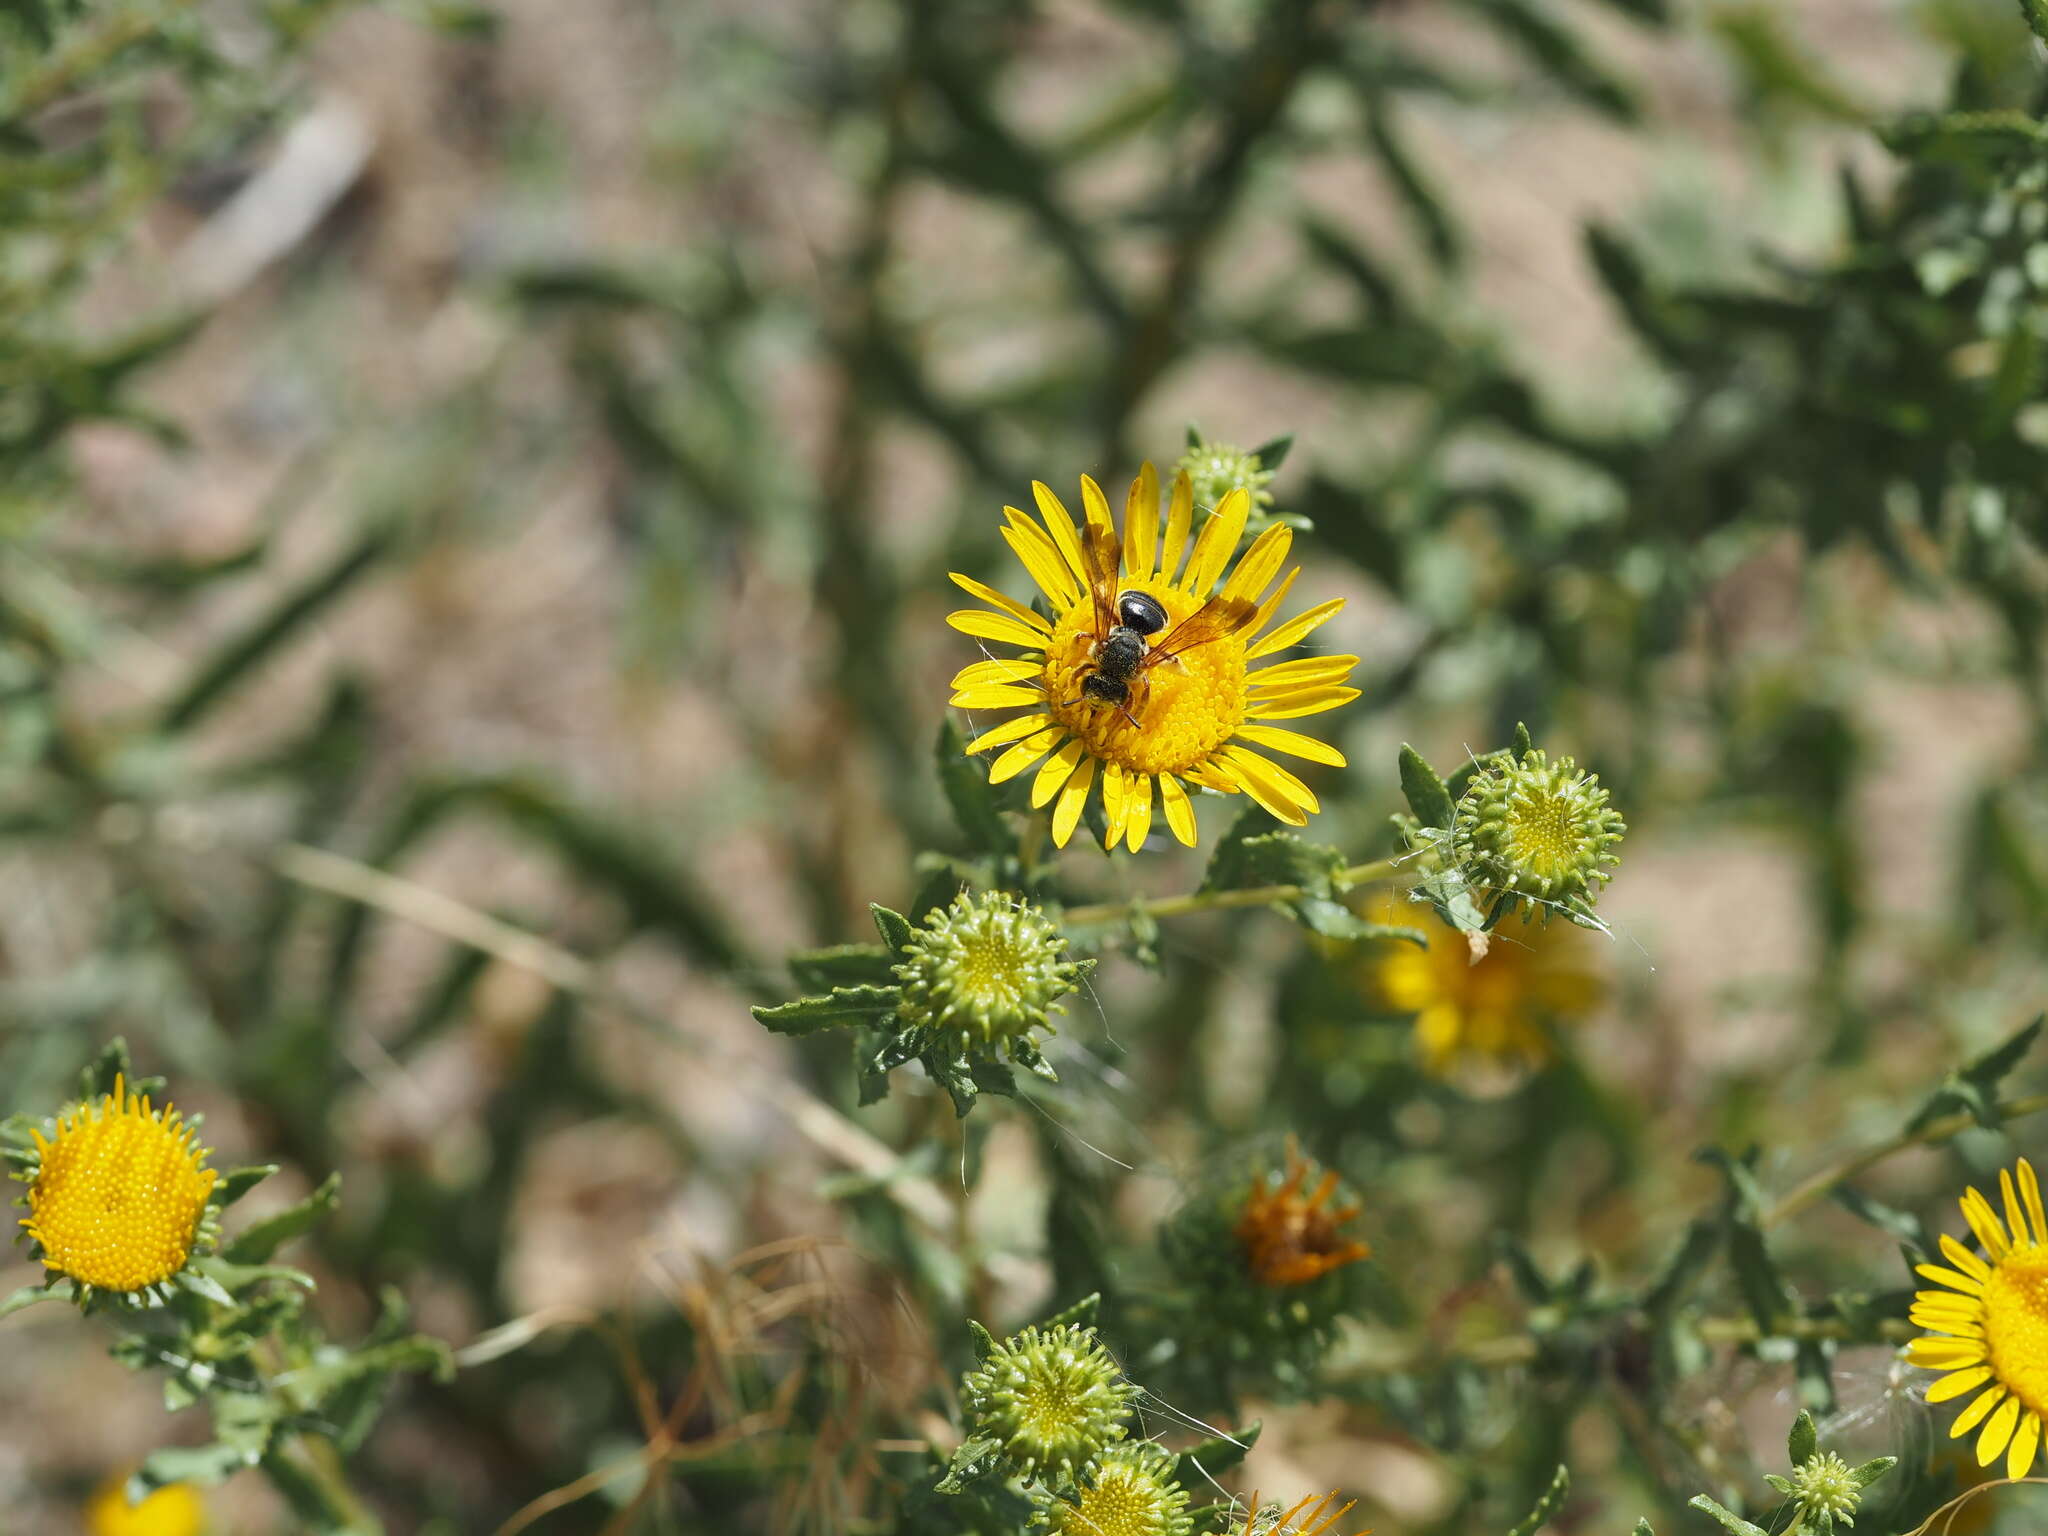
(1116, 590), (1168, 635)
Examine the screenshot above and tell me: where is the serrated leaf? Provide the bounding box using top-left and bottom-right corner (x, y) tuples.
(1507, 1465), (1569, 1536)
(132, 1442), (256, 1493)
(934, 1433), (1005, 1494)
(1202, 806), (1347, 896)
(751, 985), (901, 1036)
(1849, 1455), (1896, 1488)
(1832, 1185), (1928, 1252)
(1687, 1496), (1767, 1536)
(259, 1448), (373, 1536)
(1398, 743), (1455, 830)
(225, 1172), (340, 1264)
(1906, 1014), (2043, 1132)
(2024, 0), (2048, 44)
(213, 1165), (279, 1210)
(1289, 897), (1424, 945)
(871, 903), (918, 957)
(1633, 1521), (1656, 1536)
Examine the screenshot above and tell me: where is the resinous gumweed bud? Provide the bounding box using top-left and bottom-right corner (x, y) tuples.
(1454, 747), (1625, 909)
(961, 1320), (1137, 1484)
(1175, 439), (1275, 513)
(1032, 1441), (1192, 1536)
(894, 892), (1087, 1057)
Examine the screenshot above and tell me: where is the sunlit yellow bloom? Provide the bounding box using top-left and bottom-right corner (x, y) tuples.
(85, 1476), (205, 1536)
(1909, 1156), (2048, 1481)
(1359, 896), (1601, 1081)
(948, 465), (1357, 850)
(19, 1076), (216, 1295)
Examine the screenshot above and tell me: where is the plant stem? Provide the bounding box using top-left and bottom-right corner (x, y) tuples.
(1059, 856), (1406, 928)
(1761, 1092), (2048, 1230)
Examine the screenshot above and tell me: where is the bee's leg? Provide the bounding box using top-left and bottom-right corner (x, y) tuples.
(1120, 675), (1149, 731)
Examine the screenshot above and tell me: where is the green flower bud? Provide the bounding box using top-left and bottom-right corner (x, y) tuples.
(893, 892), (1088, 1062)
(961, 1320), (1136, 1484)
(1453, 747), (1626, 911)
(1032, 1441), (1192, 1536)
(1175, 440), (1275, 514)
(1788, 1452), (1861, 1528)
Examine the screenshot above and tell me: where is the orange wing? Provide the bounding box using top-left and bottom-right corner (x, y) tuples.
(1139, 592), (1260, 669)
(1076, 521), (1120, 639)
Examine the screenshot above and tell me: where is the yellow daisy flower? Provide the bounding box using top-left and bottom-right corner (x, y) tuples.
(86, 1476), (206, 1536)
(1909, 1156), (2048, 1481)
(948, 465), (1358, 851)
(1359, 896), (1602, 1081)
(18, 1075), (217, 1296)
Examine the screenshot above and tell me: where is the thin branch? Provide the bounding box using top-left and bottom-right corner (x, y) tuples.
(1060, 855), (1405, 928)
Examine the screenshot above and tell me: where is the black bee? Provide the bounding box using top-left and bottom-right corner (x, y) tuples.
(1071, 522), (1258, 729)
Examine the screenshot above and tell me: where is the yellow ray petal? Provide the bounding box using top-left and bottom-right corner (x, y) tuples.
(1159, 774), (1197, 846)
(1916, 1262), (1986, 1296)
(1234, 724), (1346, 767)
(1102, 762), (1129, 850)
(1184, 758), (1239, 793)
(1032, 737), (1089, 809)
(1183, 487), (1250, 597)
(2012, 1411), (2043, 1481)
(1964, 1189), (2013, 1259)
(1124, 772), (1153, 851)
(1219, 523), (1293, 606)
(1051, 756), (1096, 848)
(2004, 1169), (2030, 1253)
(2024, 1159), (2048, 1248)
(1910, 1303), (1984, 1332)
(950, 684), (1044, 709)
(1927, 1365), (1995, 1403)
(1242, 566), (1300, 647)
(968, 713), (1054, 754)
(1221, 745), (1315, 825)
(1080, 474), (1114, 537)
(1909, 1337), (1988, 1367)
(1978, 1394), (2022, 1466)
(1003, 518), (1079, 607)
(1249, 596), (1344, 659)
(953, 657), (1043, 690)
(949, 609), (1049, 650)
(1159, 470), (1193, 584)
(988, 726), (1064, 783)
(1032, 481), (1089, 594)
(1250, 655), (1361, 690)
(1123, 463), (1159, 583)
(1940, 1234), (1994, 1282)
(949, 572), (1051, 633)
(1954, 1386), (2006, 1437)
(1246, 685), (1362, 721)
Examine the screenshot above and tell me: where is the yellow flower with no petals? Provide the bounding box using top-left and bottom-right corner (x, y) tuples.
(948, 465), (1358, 851)
(19, 1076), (217, 1295)
(1360, 897), (1601, 1081)
(1910, 1156), (2048, 1481)
(86, 1477), (205, 1536)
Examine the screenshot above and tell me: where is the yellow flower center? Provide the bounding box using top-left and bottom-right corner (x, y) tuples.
(23, 1078), (216, 1294)
(1501, 787), (1581, 886)
(1984, 1247), (2048, 1416)
(958, 931), (1028, 1009)
(1046, 1460), (1174, 1536)
(1041, 577), (1247, 777)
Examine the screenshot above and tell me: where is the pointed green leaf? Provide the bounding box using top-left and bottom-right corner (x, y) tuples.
(751, 985), (901, 1036)
(225, 1173), (341, 1264)
(1399, 743), (1455, 830)
(1687, 1496), (1768, 1536)
(871, 903), (918, 957)
(1508, 1465), (1570, 1536)
(1788, 1409), (1817, 1468)
(1172, 1420), (1261, 1487)
(937, 719), (1018, 857)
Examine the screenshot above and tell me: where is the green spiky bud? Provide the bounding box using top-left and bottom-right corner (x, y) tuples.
(1175, 439), (1275, 513)
(893, 892), (1088, 1060)
(1032, 1441), (1192, 1536)
(1453, 747), (1626, 912)
(961, 1321), (1136, 1485)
